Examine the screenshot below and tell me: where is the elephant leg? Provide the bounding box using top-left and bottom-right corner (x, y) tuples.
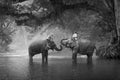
(72, 51), (77, 63)
(87, 54), (92, 64)
(42, 53), (45, 63)
(45, 52), (48, 63)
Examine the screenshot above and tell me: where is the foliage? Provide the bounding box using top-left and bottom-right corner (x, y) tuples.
(0, 16), (16, 52)
(0, 0), (120, 58)
(96, 43), (120, 59)
(0, 0), (117, 30)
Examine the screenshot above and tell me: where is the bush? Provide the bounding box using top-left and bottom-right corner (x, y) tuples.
(96, 43), (120, 59)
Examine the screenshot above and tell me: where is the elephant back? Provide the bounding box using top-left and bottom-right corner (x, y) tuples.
(78, 39), (95, 52)
(29, 40), (48, 53)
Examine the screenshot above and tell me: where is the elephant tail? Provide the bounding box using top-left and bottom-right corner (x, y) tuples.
(94, 46), (98, 55)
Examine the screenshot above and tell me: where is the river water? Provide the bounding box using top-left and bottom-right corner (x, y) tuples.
(0, 56), (120, 80)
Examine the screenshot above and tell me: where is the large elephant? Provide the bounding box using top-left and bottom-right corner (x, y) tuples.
(28, 39), (62, 63)
(61, 38), (96, 63)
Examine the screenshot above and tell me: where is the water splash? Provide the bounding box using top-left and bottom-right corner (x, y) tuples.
(8, 24), (72, 56)
(8, 26), (29, 56)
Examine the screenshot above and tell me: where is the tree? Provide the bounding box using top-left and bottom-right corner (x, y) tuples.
(114, 0), (120, 43)
(0, 16), (16, 52)
(0, 0), (120, 58)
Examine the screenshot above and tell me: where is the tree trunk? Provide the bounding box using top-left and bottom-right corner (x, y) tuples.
(114, 0), (120, 43)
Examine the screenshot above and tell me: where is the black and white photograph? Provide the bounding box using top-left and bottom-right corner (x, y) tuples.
(0, 0), (120, 80)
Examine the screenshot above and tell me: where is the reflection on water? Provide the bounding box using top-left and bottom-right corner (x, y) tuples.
(0, 57), (120, 80)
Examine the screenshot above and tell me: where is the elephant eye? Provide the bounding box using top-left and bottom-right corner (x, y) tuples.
(51, 42), (55, 46)
(48, 41), (55, 47)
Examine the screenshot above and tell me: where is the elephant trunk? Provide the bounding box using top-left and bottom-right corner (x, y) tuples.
(54, 45), (63, 51)
(60, 39), (70, 48)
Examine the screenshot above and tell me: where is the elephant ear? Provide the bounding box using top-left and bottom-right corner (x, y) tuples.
(46, 39), (55, 50)
(46, 44), (50, 50)
(46, 40), (51, 50)
(70, 41), (76, 47)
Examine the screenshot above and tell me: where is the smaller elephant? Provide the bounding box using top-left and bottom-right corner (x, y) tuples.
(61, 38), (96, 63)
(28, 39), (62, 63)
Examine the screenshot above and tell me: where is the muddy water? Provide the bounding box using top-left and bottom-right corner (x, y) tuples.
(0, 56), (120, 80)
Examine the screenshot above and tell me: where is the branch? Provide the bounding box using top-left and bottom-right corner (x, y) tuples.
(103, 0), (114, 11)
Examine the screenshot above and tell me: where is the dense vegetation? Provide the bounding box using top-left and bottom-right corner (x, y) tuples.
(0, 0), (120, 59)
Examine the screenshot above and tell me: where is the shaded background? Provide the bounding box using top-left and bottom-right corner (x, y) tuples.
(3, 9), (105, 56)
(0, 0), (120, 58)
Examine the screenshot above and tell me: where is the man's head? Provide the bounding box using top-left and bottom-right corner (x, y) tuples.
(48, 34), (54, 41)
(74, 32), (78, 34)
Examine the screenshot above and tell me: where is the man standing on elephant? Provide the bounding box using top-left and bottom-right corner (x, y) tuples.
(71, 32), (79, 47)
(72, 32), (78, 41)
(48, 34), (54, 41)
(65, 32), (78, 47)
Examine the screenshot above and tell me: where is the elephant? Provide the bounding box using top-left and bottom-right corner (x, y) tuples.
(28, 39), (63, 63)
(61, 38), (96, 63)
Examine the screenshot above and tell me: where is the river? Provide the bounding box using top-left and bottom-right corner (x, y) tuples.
(0, 56), (120, 80)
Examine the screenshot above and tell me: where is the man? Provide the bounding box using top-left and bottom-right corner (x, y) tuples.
(72, 32), (78, 41)
(48, 34), (54, 41)
(71, 32), (79, 47)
